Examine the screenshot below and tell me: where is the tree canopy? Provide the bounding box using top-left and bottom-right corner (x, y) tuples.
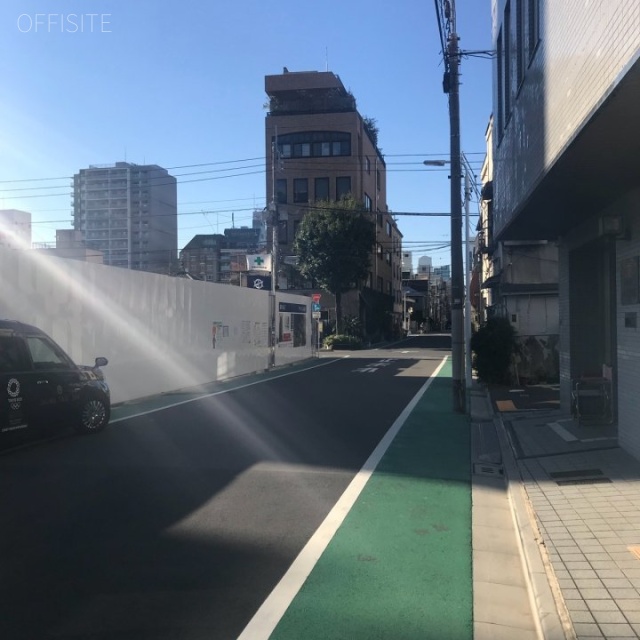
(294, 196), (376, 329)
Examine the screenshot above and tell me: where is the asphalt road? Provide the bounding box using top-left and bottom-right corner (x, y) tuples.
(0, 334), (450, 640)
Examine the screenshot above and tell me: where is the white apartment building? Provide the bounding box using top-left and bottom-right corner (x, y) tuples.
(73, 162), (177, 274)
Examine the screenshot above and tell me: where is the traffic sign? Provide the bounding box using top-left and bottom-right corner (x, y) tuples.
(312, 293), (321, 303)
(312, 311), (321, 319)
(312, 302), (321, 312)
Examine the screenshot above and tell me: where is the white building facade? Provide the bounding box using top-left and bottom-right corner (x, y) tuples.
(491, 0), (640, 456)
(0, 209), (31, 249)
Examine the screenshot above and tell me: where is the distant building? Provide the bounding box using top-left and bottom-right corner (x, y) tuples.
(0, 209), (31, 249)
(72, 162), (177, 274)
(401, 251), (413, 279)
(35, 229), (104, 263)
(180, 234), (224, 282)
(416, 255), (432, 279)
(432, 265), (450, 280)
(179, 226), (262, 284)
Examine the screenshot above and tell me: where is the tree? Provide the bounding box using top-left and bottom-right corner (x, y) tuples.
(363, 116), (379, 148)
(470, 316), (518, 384)
(294, 196), (375, 331)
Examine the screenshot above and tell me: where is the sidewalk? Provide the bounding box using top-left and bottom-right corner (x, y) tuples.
(484, 381), (640, 640)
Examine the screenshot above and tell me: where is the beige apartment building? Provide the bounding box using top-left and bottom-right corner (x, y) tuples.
(264, 69), (402, 338)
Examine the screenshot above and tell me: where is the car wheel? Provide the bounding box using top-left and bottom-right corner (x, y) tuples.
(75, 394), (110, 434)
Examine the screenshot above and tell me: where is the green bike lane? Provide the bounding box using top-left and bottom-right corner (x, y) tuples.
(240, 358), (473, 640)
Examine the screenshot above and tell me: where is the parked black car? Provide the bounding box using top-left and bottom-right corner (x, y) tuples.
(0, 320), (110, 438)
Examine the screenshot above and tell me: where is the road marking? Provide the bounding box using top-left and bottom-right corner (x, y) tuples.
(237, 356), (448, 640)
(352, 359), (396, 373)
(548, 422), (578, 442)
(110, 359), (342, 423)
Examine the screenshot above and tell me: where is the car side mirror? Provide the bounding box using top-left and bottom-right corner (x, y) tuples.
(94, 357), (108, 368)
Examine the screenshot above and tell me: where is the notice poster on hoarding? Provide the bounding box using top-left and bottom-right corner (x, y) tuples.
(278, 302), (307, 347)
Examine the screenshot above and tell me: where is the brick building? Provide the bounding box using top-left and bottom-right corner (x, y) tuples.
(264, 69), (402, 337)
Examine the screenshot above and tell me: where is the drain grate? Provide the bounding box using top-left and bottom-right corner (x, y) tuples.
(556, 477), (612, 486)
(549, 468), (603, 479)
(548, 468), (610, 486)
(473, 463), (504, 477)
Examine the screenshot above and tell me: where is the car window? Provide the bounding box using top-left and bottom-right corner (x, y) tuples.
(25, 336), (73, 370)
(0, 336), (30, 372)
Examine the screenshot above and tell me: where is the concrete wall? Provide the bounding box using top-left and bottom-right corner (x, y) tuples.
(0, 247), (313, 405)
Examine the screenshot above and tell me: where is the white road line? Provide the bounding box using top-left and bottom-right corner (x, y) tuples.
(237, 356), (448, 640)
(548, 422), (578, 442)
(110, 359), (342, 423)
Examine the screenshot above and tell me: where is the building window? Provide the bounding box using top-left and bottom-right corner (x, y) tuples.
(364, 193), (372, 211)
(315, 177), (330, 201)
(336, 176), (351, 200)
(313, 142), (331, 156)
(387, 281), (392, 295)
(504, 1), (512, 119)
(377, 276), (383, 292)
(376, 169), (381, 190)
(497, 29), (504, 133)
(386, 220), (391, 236)
(366, 157), (371, 174)
(386, 251), (391, 265)
(278, 219), (288, 244)
(527, 0), (540, 63)
(516, 0), (525, 88)
(276, 131), (351, 158)
(276, 178), (287, 204)
(293, 178), (308, 203)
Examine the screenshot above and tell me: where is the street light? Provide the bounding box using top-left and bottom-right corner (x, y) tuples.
(424, 158), (473, 412)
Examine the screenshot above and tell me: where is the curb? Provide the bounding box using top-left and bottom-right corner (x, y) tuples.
(493, 410), (576, 640)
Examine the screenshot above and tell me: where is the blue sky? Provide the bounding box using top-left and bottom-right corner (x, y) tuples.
(0, 0), (493, 269)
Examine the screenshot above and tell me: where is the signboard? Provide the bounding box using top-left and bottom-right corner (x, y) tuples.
(278, 302), (307, 313)
(278, 302), (307, 347)
(246, 254), (272, 272)
(247, 275), (271, 290)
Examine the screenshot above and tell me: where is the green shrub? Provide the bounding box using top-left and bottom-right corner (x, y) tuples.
(323, 334), (363, 350)
(470, 317), (517, 384)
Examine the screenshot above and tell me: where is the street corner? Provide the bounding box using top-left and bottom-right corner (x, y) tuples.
(489, 383), (560, 413)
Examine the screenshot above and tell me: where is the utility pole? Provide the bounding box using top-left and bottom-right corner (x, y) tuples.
(269, 131), (279, 368)
(446, 0), (465, 412)
(464, 168), (473, 411)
